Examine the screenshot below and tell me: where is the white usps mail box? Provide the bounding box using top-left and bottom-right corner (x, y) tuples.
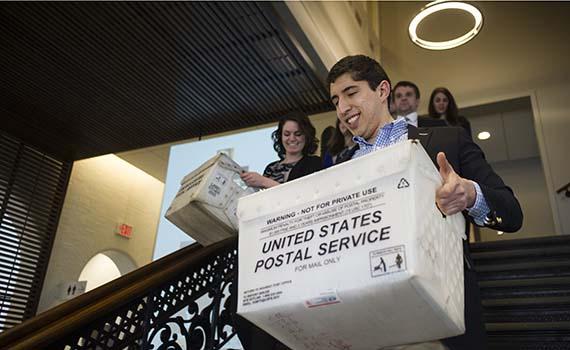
(165, 153), (255, 246)
(237, 140), (466, 349)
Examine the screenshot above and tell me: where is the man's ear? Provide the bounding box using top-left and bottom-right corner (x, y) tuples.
(377, 80), (391, 102)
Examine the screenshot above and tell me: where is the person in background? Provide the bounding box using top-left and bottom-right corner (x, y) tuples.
(320, 125), (336, 168)
(325, 117), (356, 167)
(429, 87), (472, 137)
(240, 113), (322, 189)
(236, 113), (322, 350)
(393, 81), (447, 128)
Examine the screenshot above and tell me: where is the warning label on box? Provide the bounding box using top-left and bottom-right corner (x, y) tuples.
(242, 279), (292, 306)
(369, 245), (407, 277)
(249, 185), (395, 275)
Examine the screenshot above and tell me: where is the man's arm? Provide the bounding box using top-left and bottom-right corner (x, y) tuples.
(436, 128), (523, 233)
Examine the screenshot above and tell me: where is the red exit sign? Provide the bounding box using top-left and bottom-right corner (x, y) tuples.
(116, 224), (133, 238)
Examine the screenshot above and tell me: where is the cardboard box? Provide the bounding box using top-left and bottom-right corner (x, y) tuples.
(237, 140), (466, 349)
(165, 153), (255, 246)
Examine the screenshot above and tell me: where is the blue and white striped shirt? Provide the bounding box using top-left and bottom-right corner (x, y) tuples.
(352, 117), (490, 225)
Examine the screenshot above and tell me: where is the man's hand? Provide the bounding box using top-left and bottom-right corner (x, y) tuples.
(436, 152), (477, 215)
(240, 171), (279, 189)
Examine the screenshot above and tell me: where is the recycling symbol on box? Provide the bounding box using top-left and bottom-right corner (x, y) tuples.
(397, 178), (410, 189)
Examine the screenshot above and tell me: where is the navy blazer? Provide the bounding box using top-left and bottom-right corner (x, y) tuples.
(340, 125), (522, 232)
(408, 125), (523, 349)
(336, 125), (523, 349)
(408, 125), (522, 232)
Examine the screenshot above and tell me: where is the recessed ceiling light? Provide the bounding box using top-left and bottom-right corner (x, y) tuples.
(409, 1), (484, 50)
(477, 131), (491, 140)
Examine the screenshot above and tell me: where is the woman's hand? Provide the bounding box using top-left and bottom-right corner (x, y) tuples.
(240, 171), (279, 189)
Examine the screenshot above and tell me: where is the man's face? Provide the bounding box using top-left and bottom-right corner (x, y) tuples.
(394, 86), (419, 116)
(330, 73), (383, 142)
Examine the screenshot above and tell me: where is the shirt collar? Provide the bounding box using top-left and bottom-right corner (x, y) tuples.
(398, 112), (418, 126)
(352, 117), (407, 147)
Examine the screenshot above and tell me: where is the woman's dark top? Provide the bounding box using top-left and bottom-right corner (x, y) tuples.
(333, 146), (357, 166)
(430, 114), (472, 138)
(262, 155), (322, 184)
(455, 115), (472, 137)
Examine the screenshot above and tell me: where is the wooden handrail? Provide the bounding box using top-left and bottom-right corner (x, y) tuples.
(0, 236), (237, 350)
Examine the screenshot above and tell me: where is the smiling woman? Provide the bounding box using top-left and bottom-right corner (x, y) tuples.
(240, 114), (323, 189)
(428, 87), (472, 137)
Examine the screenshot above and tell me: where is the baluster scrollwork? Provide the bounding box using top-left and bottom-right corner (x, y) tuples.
(51, 242), (239, 350)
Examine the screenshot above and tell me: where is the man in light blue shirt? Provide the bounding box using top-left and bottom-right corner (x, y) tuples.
(328, 55), (523, 350)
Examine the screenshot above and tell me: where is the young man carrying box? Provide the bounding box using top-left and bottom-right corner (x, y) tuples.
(328, 55), (523, 350)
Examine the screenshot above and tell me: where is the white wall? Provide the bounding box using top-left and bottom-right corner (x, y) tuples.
(37, 154), (164, 313)
(479, 157), (556, 241)
(534, 82), (570, 234)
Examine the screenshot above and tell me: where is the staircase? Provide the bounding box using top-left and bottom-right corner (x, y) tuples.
(1, 235), (570, 349)
(0, 237), (239, 350)
(471, 235), (570, 350)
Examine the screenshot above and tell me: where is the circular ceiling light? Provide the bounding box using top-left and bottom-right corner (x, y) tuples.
(477, 131), (491, 140)
(409, 1), (483, 50)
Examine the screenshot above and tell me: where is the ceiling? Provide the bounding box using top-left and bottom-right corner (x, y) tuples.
(0, 2), (333, 161)
(378, 2), (570, 109)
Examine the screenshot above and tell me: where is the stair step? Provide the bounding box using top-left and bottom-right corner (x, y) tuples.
(488, 342), (570, 350)
(470, 235), (570, 252)
(471, 246), (570, 261)
(475, 255), (570, 272)
(486, 322), (570, 332)
(481, 284), (570, 299)
(487, 327), (570, 349)
(484, 306), (570, 323)
(477, 267), (570, 281)
(483, 296), (570, 307)
(479, 276), (570, 288)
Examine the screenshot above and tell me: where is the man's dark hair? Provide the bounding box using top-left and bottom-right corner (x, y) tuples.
(393, 81), (420, 99)
(272, 113), (318, 159)
(327, 55), (391, 92)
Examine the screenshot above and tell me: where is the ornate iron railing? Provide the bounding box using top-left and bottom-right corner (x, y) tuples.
(0, 237), (239, 350)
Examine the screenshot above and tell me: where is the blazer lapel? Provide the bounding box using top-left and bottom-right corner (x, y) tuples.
(407, 124), (433, 150)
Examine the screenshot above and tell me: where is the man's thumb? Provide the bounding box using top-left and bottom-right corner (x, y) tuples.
(437, 152), (453, 179)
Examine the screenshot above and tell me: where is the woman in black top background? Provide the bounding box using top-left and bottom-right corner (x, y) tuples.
(240, 113), (322, 189)
(325, 118), (355, 167)
(428, 87), (472, 137)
